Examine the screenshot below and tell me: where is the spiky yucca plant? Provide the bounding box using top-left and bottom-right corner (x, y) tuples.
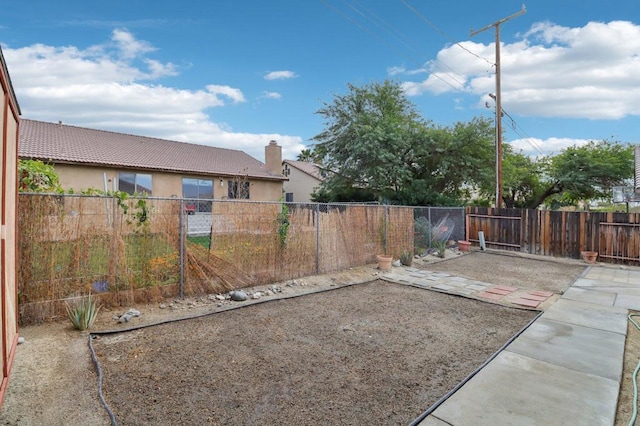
(400, 251), (413, 266)
(66, 295), (101, 331)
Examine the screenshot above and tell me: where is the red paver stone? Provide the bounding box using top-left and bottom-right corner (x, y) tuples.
(486, 288), (513, 296)
(513, 298), (540, 308)
(521, 294), (549, 302)
(492, 285), (518, 292)
(530, 290), (554, 297)
(478, 292), (503, 300)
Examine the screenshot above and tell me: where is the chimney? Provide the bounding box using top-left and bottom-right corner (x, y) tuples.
(265, 140), (282, 175)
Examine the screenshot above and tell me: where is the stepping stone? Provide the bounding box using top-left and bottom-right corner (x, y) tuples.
(467, 284), (489, 291)
(433, 284), (454, 291)
(478, 292), (503, 300)
(521, 294), (550, 302)
(486, 288), (514, 296)
(530, 290), (554, 297)
(493, 285), (518, 292)
(514, 298), (540, 308)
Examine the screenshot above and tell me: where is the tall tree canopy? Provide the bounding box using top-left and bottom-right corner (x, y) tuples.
(497, 140), (633, 209)
(310, 79), (633, 208)
(312, 80), (422, 201)
(311, 80), (494, 205)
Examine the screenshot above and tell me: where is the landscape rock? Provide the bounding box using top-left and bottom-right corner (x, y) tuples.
(118, 308), (142, 323)
(229, 290), (248, 301)
(17, 337), (25, 344)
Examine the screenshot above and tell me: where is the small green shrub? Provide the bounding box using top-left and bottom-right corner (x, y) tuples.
(400, 251), (413, 266)
(277, 202), (290, 248)
(434, 240), (447, 258)
(66, 295), (101, 331)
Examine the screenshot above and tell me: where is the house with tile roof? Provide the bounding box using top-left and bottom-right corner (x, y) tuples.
(19, 119), (286, 208)
(282, 159), (324, 203)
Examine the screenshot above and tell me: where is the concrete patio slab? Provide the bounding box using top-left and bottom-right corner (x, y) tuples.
(562, 287), (617, 306)
(506, 317), (625, 381)
(543, 298), (628, 334)
(424, 351), (618, 426)
(572, 277), (639, 289)
(614, 294), (640, 310)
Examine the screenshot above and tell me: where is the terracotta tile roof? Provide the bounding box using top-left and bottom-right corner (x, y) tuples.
(283, 159), (324, 181)
(19, 119), (284, 181)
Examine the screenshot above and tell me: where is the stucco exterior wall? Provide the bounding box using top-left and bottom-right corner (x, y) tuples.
(0, 52), (19, 409)
(52, 163), (283, 201)
(282, 167), (322, 203)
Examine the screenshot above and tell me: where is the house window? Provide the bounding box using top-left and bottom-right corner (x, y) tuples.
(182, 178), (213, 212)
(228, 180), (250, 199)
(285, 192), (294, 202)
(118, 173), (152, 195)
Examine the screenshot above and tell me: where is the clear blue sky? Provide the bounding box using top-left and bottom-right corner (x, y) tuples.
(1, 0), (638, 161)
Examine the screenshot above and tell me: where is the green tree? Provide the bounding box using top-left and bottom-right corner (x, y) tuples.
(18, 160), (62, 193)
(311, 80), (497, 205)
(497, 146), (545, 208)
(296, 148), (319, 163)
(311, 80), (424, 202)
(398, 117), (494, 205)
(537, 140), (634, 208)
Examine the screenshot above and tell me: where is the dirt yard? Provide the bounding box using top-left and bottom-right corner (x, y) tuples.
(0, 250), (610, 425)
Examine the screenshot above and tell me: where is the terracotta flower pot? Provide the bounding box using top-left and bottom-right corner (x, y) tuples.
(581, 251), (598, 264)
(458, 240), (471, 252)
(376, 254), (393, 271)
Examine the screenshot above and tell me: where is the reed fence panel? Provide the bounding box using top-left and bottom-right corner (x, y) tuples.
(18, 194), (461, 325)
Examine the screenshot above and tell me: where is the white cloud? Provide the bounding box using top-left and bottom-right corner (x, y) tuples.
(401, 20), (640, 120)
(264, 70), (297, 80)
(111, 28), (156, 59)
(2, 29), (304, 161)
(261, 91), (282, 100)
(509, 137), (590, 156)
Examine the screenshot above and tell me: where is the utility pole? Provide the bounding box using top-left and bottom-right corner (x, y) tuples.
(471, 5), (526, 208)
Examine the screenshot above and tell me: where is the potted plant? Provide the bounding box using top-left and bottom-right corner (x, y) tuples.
(457, 240), (471, 252)
(581, 251), (598, 264)
(376, 254), (393, 270)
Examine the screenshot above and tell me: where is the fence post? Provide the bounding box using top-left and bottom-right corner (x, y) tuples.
(428, 207), (432, 249)
(179, 198), (185, 299)
(316, 203), (320, 275)
(385, 205), (389, 253)
(111, 195), (118, 295)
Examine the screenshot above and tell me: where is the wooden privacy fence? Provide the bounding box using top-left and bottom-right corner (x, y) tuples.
(467, 207), (640, 264)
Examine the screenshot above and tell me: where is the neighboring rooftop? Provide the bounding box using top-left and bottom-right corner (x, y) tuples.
(19, 119), (285, 181)
(283, 159), (323, 181)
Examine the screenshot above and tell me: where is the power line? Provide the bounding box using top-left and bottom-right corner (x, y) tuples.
(319, 0), (467, 93)
(322, 0), (543, 158)
(399, 0), (495, 67)
(500, 108), (545, 155)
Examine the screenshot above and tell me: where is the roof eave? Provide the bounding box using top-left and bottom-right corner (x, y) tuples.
(18, 154), (287, 181)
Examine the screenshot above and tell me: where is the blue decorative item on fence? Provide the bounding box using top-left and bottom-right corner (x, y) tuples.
(92, 281), (108, 293)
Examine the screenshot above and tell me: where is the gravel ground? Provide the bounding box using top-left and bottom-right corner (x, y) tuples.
(0, 251), (589, 425)
(94, 281), (536, 425)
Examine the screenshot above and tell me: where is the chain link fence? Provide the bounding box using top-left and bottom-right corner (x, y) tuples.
(18, 193), (464, 324)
